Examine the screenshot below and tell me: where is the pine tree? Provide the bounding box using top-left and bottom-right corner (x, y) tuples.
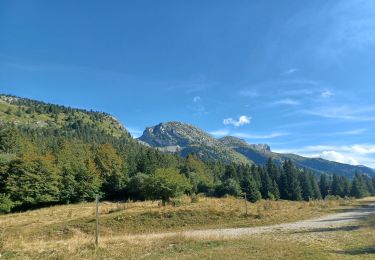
(341, 176), (351, 197)
(260, 167), (274, 199)
(331, 174), (344, 196)
(299, 170), (314, 201)
(283, 160), (302, 201)
(350, 172), (368, 198)
(242, 176), (262, 203)
(319, 174), (330, 198)
(279, 172), (288, 200)
(266, 158), (279, 181)
(310, 173), (322, 200)
(270, 179), (280, 200)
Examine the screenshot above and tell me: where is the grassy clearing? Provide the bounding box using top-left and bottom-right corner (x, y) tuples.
(0, 196), (370, 259)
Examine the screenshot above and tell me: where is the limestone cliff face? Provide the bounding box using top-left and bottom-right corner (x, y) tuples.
(138, 122), (252, 165)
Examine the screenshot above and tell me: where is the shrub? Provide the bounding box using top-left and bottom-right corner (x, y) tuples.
(214, 178), (242, 197)
(191, 194), (199, 203)
(142, 168), (192, 206)
(0, 194), (15, 214)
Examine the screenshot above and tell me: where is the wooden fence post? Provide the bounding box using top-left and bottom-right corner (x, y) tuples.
(244, 192), (248, 216)
(95, 194), (99, 246)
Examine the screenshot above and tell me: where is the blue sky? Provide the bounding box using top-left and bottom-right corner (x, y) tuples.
(1, 0), (375, 168)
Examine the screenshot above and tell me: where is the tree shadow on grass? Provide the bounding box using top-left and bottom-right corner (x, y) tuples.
(293, 225), (360, 234)
(332, 202), (375, 214)
(337, 246), (375, 256)
(316, 217), (360, 222)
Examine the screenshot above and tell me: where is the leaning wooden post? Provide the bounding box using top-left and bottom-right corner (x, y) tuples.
(244, 192), (248, 216)
(95, 194), (99, 246)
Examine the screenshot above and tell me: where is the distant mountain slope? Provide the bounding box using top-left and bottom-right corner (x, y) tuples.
(0, 94), (129, 139)
(138, 122), (375, 178)
(138, 122), (251, 165)
(219, 136), (375, 178)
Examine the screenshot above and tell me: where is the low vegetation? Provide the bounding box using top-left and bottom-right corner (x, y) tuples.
(0, 196), (365, 259)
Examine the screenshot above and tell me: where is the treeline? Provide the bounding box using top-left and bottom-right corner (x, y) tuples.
(1, 124), (375, 214)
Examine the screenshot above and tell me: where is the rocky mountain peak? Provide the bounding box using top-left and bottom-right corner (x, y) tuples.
(138, 121), (215, 148)
(219, 136), (271, 152)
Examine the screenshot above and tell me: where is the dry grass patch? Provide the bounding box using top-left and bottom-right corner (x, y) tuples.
(0, 196), (367, 259)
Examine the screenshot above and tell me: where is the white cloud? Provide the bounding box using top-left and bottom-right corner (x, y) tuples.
(281, 68), (298, 75)
(274, 144), (375, 168)
(321, 90), (334, 98)
(193, 96), (201, 103)
(209, 129), (230, 137)
(320, 151), (359, 165)
(223, 115), (251, 127)
(350, 145), (375, 154)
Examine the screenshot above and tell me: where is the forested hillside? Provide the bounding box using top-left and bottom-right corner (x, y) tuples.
(139, 124), (375, 179)
(220, 136), (375, 178)
(0, 94), (374, 214)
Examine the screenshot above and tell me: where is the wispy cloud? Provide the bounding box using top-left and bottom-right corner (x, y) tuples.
(321, 0), (375, 57)
(188, 95), (208, 116)
(274, 143), (375, 168)
(281, 68), (298, 76)
(166, 78), (215, 94)
(127, 127), (143, 138)
(337, 128), (368, 136)
(273, 98), (300, 106)
(193, 96), (201, 103)
(303, 105), (375, 121)
(209, 128), (288, 140)
(223, 115), (251, 127)
(238, 89), (258, 98)
(238, 79), (325, 101)
(232, 132), (289, 139)
(209, 129), (230, 137)
(321, 90), (334, 98)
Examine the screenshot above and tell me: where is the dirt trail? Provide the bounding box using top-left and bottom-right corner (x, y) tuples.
(132, 202), (375, 240)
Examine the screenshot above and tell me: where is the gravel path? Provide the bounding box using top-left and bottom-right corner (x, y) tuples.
(133, 202), (375, 240)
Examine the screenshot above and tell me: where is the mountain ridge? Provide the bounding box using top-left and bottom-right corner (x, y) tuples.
(138, 121), (251, 165)
(139, 122), (375, 178)
(2, 94), (374, 178)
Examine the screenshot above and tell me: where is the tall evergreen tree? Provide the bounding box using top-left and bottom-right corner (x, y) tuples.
(299, 170), (314, 201)
(319, 174), (330, 198)
(310, 173), (322, 200)
(260, 167), (274, 199)
(350, 172), (368, 198)
(242, 176), (262, 203)
(283, 160), (302, 201)
(341, 176), (351, 197)
(331, 174), (344, 196)
(266, 158), (279, 181)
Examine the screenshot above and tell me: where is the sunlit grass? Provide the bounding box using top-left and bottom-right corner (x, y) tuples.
(0, 196), (372, 259)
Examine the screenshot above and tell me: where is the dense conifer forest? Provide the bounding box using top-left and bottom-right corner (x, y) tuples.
(1, 95), (374, 213)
